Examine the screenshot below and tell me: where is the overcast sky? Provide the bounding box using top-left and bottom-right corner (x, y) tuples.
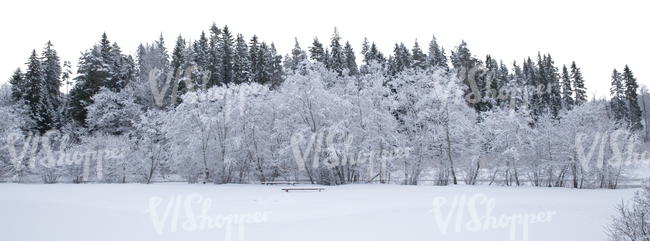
(1, 0), (647, 99)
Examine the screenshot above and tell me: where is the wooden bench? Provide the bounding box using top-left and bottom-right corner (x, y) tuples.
(282, 188), (325, 192)
(262, 181), (295, 186)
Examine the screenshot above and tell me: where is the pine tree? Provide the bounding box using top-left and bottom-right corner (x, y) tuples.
(571, 61), (587, 105)
(24, 50), (45, 132)
(70, 45), (112, 125)
(233, 33), (251, 84)
(39, 41), (63, 130)
(411, 39), (427, 71)
(561, 64), (574, 110)
(290, 38), (307, 74)
(309, 37), (325, 63)
(428, 35), (448, 70)
(249, 35), (260, 83)
(8, 68), (25, 103)
(610, 69), (628, 121)
(283, 54), (294, 74)
(208, 23), (223, 87)
(343, 41), (358, 76)
(109, 42), (135, 91)
(194, 31), (210, 67)
(623, 65), (642, 130)
(270, 43), (284, 87)
(171, 35), (186, 74)
(220, 25), (234, 85)
(367, 42), (385, 64)
(323, 47), (331, 69)
(450, 40), (480, 107)
(329, 27), (345, 75)
(361, 37), (370, 64)
(62, 61), (72, 93)
(544, 54), (562, 117)
(100, 32), (113, 64)
(389, 43), (413, 75)
(256, 42), (271, 85)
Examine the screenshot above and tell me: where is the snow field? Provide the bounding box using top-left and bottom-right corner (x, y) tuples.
(0, 183), (639, 241)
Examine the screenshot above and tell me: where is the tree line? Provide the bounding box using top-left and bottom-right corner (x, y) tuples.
(1, 24), (647, 187)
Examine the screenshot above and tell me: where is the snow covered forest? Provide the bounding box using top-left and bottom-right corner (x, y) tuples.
(2, 24), (649, 188)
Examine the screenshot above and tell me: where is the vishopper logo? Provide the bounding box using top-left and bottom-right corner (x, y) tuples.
(4, 130), (129, 181)
(456, 64), (560, 115)
(291, 129), (411, 182)
(148, 66), (268, 119)
(575, 130), (650, 169)
(428, 193), (556, 241)
(144, 193), (271, 241)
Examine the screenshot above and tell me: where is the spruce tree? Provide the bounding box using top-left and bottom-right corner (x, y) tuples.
(309, 37), (325, 63)
(343, 41), (358, 76)
(8, 68), (25, 103)
(208, 23), (223, 87)
(561, 64), (574, 110)
(171, 35), (186, 74)
(290, 38), (307, 74)
(428, 34), (448, 70)
(450, 40), (480, 107)
(361, 37), (370, 64)
(220, 25), (234, 85)
(623, 65), (642, 130)
(323, 47), (331, 69)
(256, 42), (271, 85)
(571, 61), (587, 105)
(411, 39), (427, 71)
(70, 45), (112, 125)
(233, 33), (251, 84)
(194, 31), (210, 67)
(99, 32), (113, 64)
(249, 35), (260, 83)
(610, 69), (628, 121)
(367, 42), (385, 64)
(62, 61), (72, 93)
(270, 43), (284, 87)
(24, 50), (45, 132)
(329, 27), (345, 76)
(544, 54), (562, 117)
(40, 41), (63, 130)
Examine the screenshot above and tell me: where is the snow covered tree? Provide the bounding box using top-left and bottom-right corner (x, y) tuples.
(411, 39), (427, 71)
(287, 38), (308, 74)
(309, 37), (325, 63)
(343, 41), (359, 76)
(233, 33), (251, 84)
(220, 25), (235, 85)
(571, 61), (587, 105)
(270, 43), (285, 88)
(256, 42), (272, 85)
(561, 64), (574, 110)
(611, 69), (628, 122)
(24, 50), (46, 132)
(388, 43), (412, 76)
(8, 68), (25, 103)
(70, 45), (112, 125)
(428, 34), (448, 70)
(329, 27), (345, 76)
(208, 23), (223, 87)
(249, 35), (261, 83)
(623, 65), (642, 131)
(85, 87), (143, 135)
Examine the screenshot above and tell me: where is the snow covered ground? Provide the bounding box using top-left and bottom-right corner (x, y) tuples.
(0, 183), (640, 241)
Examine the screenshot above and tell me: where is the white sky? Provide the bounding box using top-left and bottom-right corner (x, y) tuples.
(1, 0), (647, 99)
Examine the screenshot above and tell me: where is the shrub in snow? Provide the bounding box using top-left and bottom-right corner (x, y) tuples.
(606, 181), (650, 241)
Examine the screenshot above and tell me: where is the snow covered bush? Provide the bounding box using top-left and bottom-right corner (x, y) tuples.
(607, 182), (650, 241)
